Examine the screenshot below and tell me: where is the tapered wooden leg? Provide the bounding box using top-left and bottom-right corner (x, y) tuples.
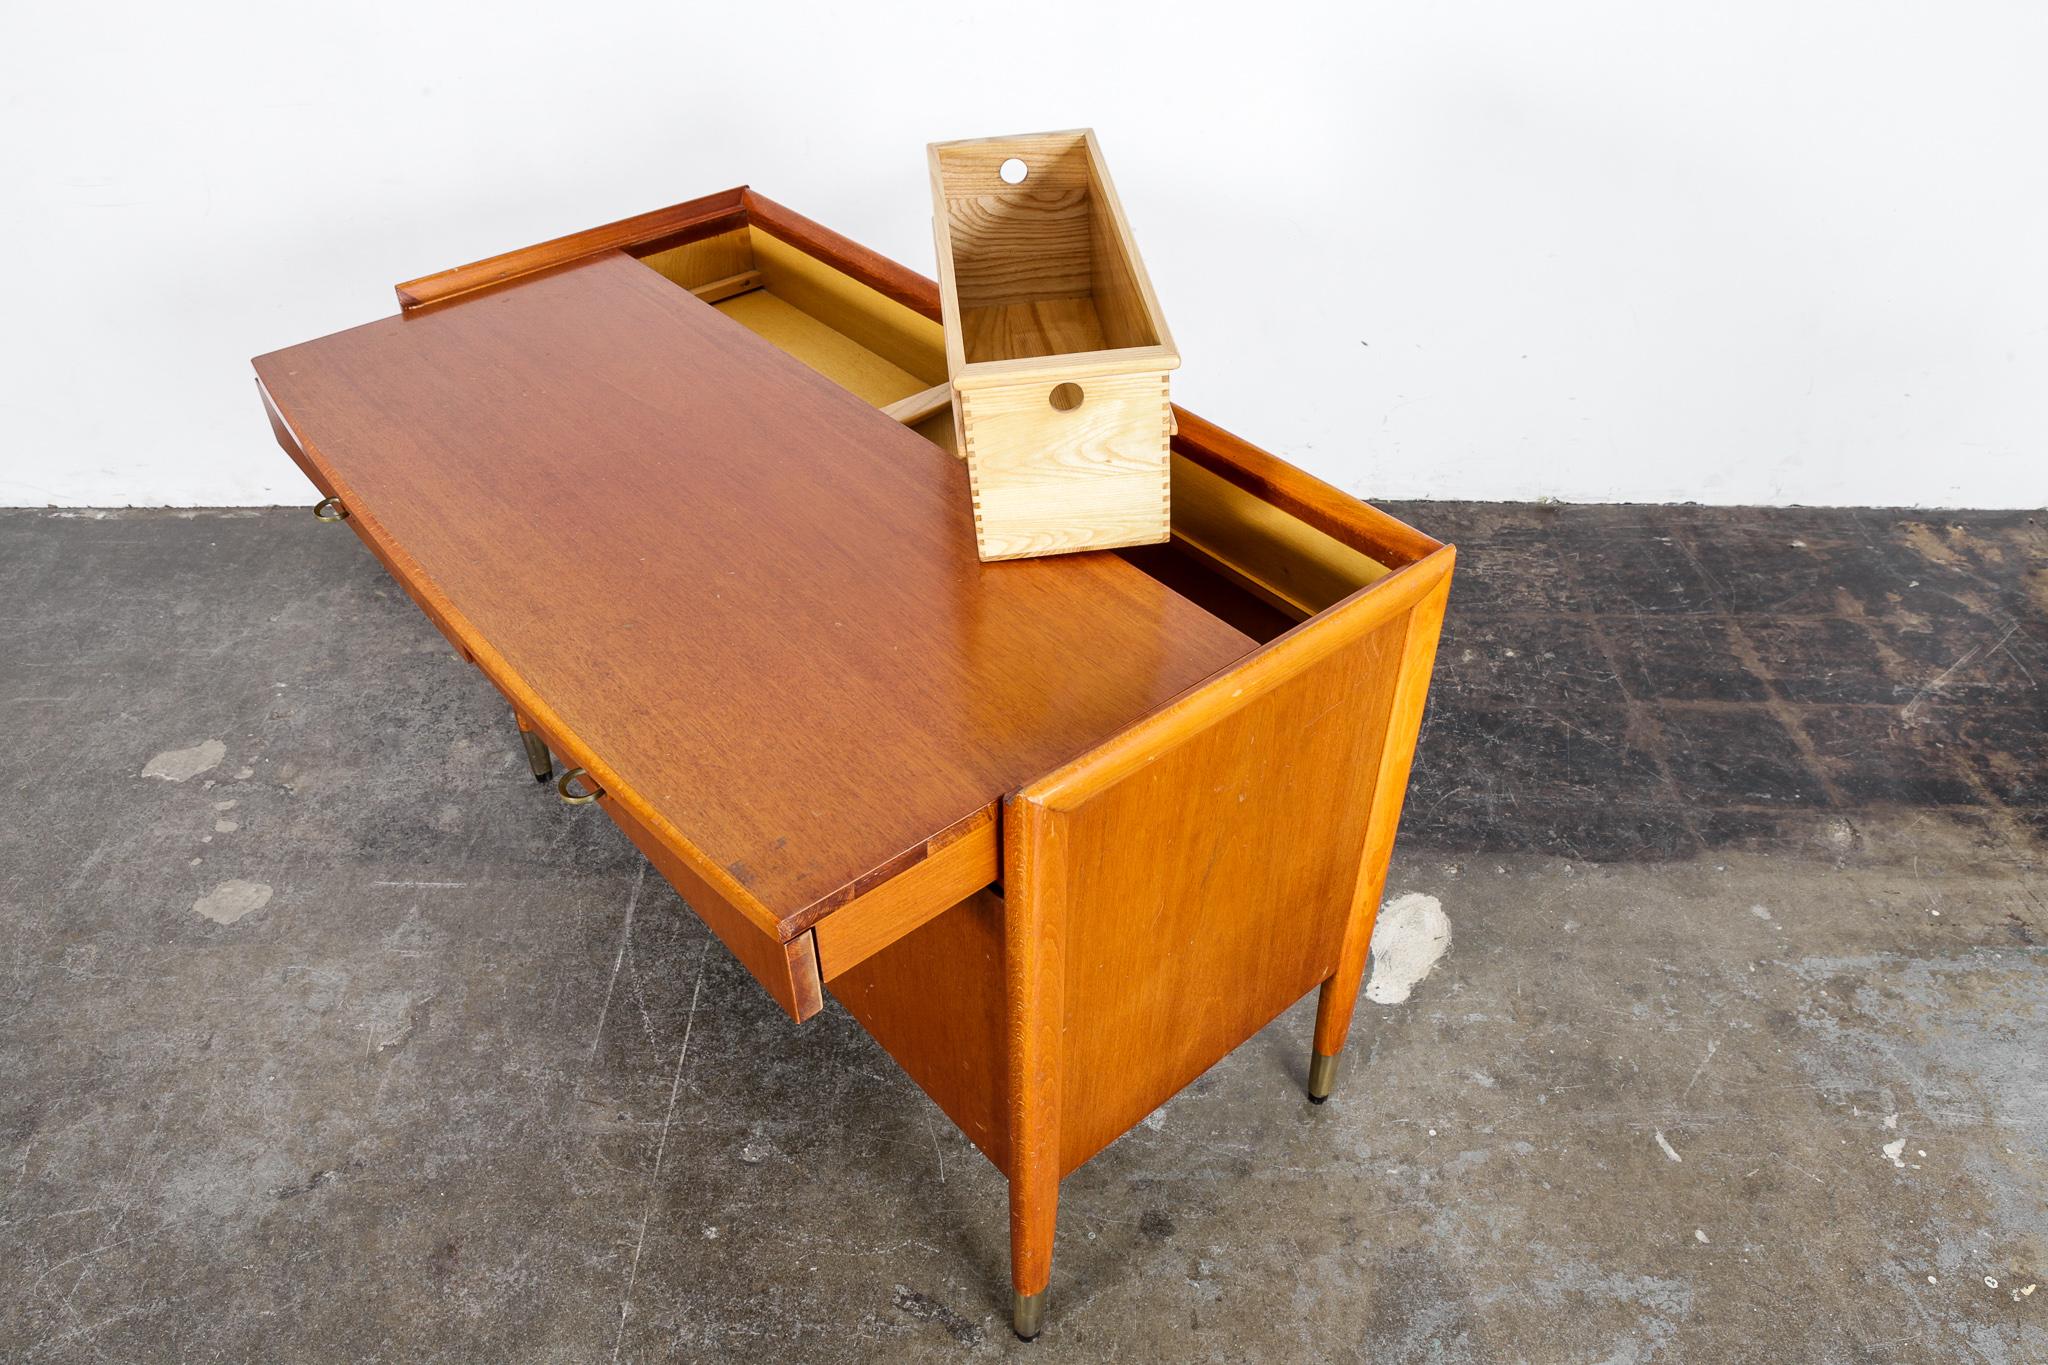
(513, 712), (551, 782)
(1307, 575), (1452, 1103)
(1004, 795), (1067, 1341)
(1008, 1170), (1057, 1339)
(1309, 845), (1394, 1101)
(1308, 917), (1376, 1103)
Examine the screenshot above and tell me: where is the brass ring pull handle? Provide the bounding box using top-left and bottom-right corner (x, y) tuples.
(556, 767), (602, 806)
(312, 496), (348, 522)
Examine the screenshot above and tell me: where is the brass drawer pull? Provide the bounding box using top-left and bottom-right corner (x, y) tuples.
(557, 767), (602, 805)
(312, 495), (348, 522)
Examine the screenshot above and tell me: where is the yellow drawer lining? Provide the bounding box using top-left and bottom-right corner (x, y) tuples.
(637, 225), (1390, 615)
(713, 290), (927, 407)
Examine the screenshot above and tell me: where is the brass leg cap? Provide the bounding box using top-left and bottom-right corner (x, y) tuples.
(1307, 1052), (1340, 1103)
(1012, 1290), (1046, 1341)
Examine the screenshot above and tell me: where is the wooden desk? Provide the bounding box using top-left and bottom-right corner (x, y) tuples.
(254, 187), (1453, 1340)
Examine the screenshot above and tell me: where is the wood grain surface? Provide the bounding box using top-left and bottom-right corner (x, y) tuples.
(394, 186), (748, 311)
(929, 130), (1181, 561)
(811, 808), (999, 981)
(944, 187), (1095, 313)
(959, 372), (1173, 561)
(1020, 548), (1456, 1172)
(333, 188), (1457, 1329)
(255, 251), (1255, 940)
(709, 289), (927, 405)
(999, 544), (1457, 1296)
(828, 888), (1012, 1168)
(959, 297), (1109, 362)
(1312, 567), (1453, 1064)
(1171, 407), (1441, 568)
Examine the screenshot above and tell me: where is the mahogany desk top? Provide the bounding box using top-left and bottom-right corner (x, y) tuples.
(253, 251), (1256, 938)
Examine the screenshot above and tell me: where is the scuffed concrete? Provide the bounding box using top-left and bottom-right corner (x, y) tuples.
(191, 879), (272, 925)
(141, 739), (224, 783)
(1, 505), (2043, 1362)
(1364, 892), (1452, 1004)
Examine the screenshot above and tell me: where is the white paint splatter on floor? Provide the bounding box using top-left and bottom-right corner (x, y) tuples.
(193, 880), (272, 925)
(1364, 893), (1452, 1004)
(1655, 1130), (1684, 1163)
(1882, 1138), (1907, 1168)
(143, 739), (225, 782)
(1750, 904), (1773, 920)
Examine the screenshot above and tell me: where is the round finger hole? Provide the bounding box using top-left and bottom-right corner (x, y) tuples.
(1048, 382), (1084, 412)
(999, 157), (1029, 185)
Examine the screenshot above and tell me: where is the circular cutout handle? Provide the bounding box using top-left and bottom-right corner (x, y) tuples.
(1048, 382), (1084, 412)
(312, 495), (348, 522)
(556, 766), (603, 805)
(999, 157), (1029, 185)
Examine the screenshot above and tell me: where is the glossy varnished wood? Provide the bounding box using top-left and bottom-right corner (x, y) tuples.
(742, 189), (945, 320)
(385, 184), (1441, 578)
(1311, 568), (1453, 1063)
(255, 252), (1256, 955)
(394, 186), (748, 311)
(1171, 407), (1442, 568)
(600, 783), (825, 1021)
(263, 189), (1457, 1333)
(999, 544), (1456, 1302)
(828, 889), (1010, 1167)
(1025, 619), (1403, 1171)
(1021, 548), (1455, 1163)
(811, 809), (998, 981)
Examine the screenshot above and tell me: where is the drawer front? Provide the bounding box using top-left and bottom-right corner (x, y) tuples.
(514, 701), (987, 1021)
(809, 806), (999, 982)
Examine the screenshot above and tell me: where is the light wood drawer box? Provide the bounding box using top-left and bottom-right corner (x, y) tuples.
(929, 130), (1178, 562)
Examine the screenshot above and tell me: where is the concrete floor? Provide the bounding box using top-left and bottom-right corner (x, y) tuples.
(2, 503), (2044, 1363)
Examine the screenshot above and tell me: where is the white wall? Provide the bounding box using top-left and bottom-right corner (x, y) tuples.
(3, 1), (2043, 508)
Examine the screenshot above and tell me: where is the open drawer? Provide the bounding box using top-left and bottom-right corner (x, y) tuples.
(614, 198), (1424, 642)
(365, 187), (1444, 1020)
(523, 700), (1001, 1023)
(639, 223), (955, 438)
(395, 187), (1439, 646)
